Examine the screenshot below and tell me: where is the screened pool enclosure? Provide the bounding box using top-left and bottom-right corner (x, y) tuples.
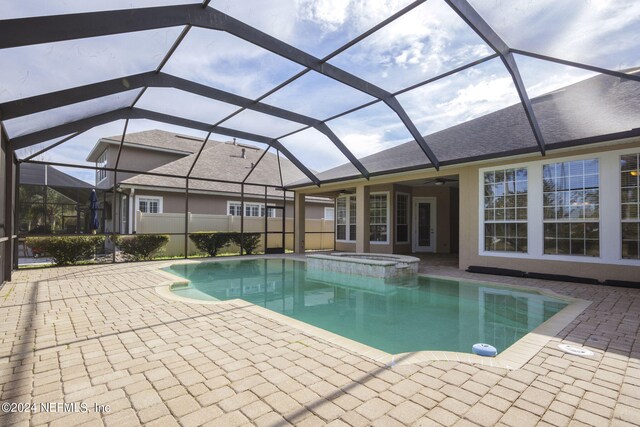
(1, 1), (639, 281)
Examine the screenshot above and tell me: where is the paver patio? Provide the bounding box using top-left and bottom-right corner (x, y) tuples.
(0, 256), (638, 426)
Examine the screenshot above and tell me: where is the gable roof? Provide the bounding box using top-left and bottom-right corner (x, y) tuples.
(86, 129), (209, 162)
(287, 70), (640, 187)
(121, 138), (308, 197)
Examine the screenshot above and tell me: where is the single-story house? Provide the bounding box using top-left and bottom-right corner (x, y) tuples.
(85, 130), (334, 235)
(289, 69), (640, 282)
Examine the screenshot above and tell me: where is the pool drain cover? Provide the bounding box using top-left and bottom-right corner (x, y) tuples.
(558, 344), (594, 357)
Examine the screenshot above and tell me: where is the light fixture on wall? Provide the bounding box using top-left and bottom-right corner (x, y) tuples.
(631, 170), (639, 177)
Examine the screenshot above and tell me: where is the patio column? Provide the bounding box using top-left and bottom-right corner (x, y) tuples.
(355, 184), (370, 253)
(294, 192), (305, 254)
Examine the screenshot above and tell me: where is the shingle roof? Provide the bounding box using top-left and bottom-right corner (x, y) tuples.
(86, 129), (210, 161)
(288, 70), (640, 186)
(121, 139), (307, 197)
(103, 129), (207, 153)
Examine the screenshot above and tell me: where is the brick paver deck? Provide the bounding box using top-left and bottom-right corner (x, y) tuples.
(1, 256), (638, 426)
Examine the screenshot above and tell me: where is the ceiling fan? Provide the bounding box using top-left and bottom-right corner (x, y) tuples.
(423, 177), (459, 186)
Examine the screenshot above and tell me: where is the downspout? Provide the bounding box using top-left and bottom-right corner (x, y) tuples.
(129, 187), (135, 234)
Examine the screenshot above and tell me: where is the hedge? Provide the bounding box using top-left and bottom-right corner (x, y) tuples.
(26, 235), (105, 266)
(115, 234), (169, 261)
(189, 232), (261, 256)
(230, 233), (261, 255)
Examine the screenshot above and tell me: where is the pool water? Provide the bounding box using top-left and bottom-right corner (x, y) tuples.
(164, 259), (569, 354)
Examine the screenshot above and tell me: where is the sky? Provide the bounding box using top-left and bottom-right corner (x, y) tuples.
(1, 0), (639, 184)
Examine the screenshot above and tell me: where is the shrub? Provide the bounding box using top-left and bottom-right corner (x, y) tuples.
(116, 234), (169, 260)
(26, 235), (105, 266)
(189, 232), (234, 256)
(230, 233), (261, 255)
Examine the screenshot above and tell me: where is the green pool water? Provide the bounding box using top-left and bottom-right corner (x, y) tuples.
(164, 258), (569, 354)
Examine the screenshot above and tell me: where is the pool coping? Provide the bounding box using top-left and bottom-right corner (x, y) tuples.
(153, 256), (592, 370)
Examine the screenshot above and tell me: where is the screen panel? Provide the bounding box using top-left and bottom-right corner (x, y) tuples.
(162, 27), (304, 99)
(135, 87), (240, 125)
(279, 127), (359, 181)
(329, 0), (492, 92)
(262, 70), (376, 120)
(4, 90), (142, 139)
(397, 57), (521, 137)
(516, 54), (640, 144)
(468, 0), (640, 71)
(326, 102), (414, 162)
(213, 0), (416, 58)
(0, 28), (183, 102)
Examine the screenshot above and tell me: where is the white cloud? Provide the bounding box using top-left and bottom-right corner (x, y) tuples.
(470, 0), (640, 70)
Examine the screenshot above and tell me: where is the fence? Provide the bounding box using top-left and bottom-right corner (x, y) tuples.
(136, 212), (334, 256)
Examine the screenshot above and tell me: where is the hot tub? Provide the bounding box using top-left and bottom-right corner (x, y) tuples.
(306, 252), (420, 279)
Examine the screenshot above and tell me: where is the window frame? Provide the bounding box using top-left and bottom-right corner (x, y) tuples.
(478, 148), (640, 266)
(482, 167), (529, 254)
(96, 149), (108, 184)
(542, 158), (600, 257)
(621, 152), (640, 260)
(226, 201), (276, 217)
(136, 195), (163, 214)
(369, 191), (390, 244)
(336, 194), (356, 242)
(395, 192), (410, 244)
(324, 207), (335, 221)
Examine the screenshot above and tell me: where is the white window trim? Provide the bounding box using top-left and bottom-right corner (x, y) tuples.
(395, 192), (410, 244)
(370, 191), (390, 245)
(136, 195), (163, 214)
(478, 147), (640, 266)
(336, 195), (356, 243)
(481, 166), (529, 254)
(324, 207), (335, 221)
(226, 201), (276, 217)
(96, 149), (108, 184)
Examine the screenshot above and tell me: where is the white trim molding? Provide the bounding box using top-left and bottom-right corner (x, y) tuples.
(135, 195), (163, 214)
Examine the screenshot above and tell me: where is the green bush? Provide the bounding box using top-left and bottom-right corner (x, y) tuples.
(189, 232), (262, 256)
(230, 233), (261, 255)
(189, 232), (234, 256)
(26, 235), (105, 266)
(116, 234), (169, 260)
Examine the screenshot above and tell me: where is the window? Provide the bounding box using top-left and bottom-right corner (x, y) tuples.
(483, 168), (528, 252)
(138, 196), (162, 214)
(227, 202), (276, 217)
(96, 149), (107, 183)
(324, 207), (334, 220)
(543, 159), (599, 256)
(349, 196), (357, 241)
(370, 193), (388, 243)
(621, 153), (640, 259)
(228, 202), (242, 216)
(336, 197), (347, 240)
(336, 195), (356, 241)
(396, 193), (409, 243)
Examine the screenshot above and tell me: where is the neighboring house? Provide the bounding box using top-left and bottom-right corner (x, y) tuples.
(85, 130), (334, 234)
(18, 163), (97, 234)
(288, 70), (640, 282)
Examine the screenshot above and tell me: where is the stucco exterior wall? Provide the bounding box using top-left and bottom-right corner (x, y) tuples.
(299, 138), (640, 282)
(129, 189), (330, 220)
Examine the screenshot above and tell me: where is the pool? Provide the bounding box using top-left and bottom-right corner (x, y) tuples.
(163, 258), (570, 355)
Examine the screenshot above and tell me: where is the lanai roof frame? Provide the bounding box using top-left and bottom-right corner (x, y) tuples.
(0, 0), (638, 188)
